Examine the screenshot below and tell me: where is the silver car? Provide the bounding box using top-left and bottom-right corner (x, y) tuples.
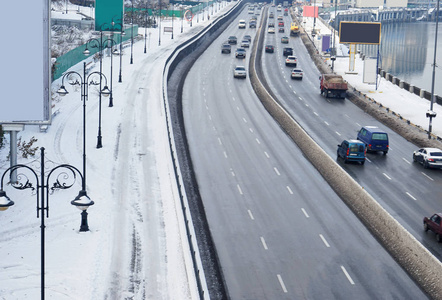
(413, 148), (442, 169)
(233, 66), (247, 79)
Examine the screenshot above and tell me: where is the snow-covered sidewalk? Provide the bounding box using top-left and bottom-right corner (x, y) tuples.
(0, 2), (234, 299)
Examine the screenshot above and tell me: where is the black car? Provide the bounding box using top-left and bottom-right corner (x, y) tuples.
(283, 47), (293, 56)
(235, 48), (246, 59)
(221, 43), (231, 54)
(249, 21), (256, 28)
(228, 36), (237, 44)
(265, 45), (274, 53)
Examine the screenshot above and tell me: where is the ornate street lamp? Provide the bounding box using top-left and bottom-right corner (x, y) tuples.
(84, 30), (116, 148)
(0, 147), (93, 300)
(57, 61), (110, 181)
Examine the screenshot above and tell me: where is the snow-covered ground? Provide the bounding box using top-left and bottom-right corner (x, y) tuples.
(0, 2), (233, 299)
(1, 3), (441, 300)
(303, 15), (442, 138)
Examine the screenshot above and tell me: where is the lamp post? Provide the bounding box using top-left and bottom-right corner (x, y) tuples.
(144, 0), (148, 53)
(428, 0), (440, 138)
(331, 0), (337, 72)
(172, 13), (174, 39)
(84, 31), (116, 147)
(118, 13), (124, 83)
(57, 62), (110, 185)
(181, 6), (183, 33)
(130, 0), (134, 64)
(0, 147), (94, 300)
(159, 1), (162, 46)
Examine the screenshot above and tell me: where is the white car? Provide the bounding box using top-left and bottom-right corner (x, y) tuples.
(241, 40), (250, 48)
(268, 27), (275, 34)
(234, 66), (247, 79)
(291, 68), (303, 80)
(413, 148), (442, 169)
(285, 55), (297, 66)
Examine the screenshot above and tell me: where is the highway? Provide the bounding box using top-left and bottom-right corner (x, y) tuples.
(261, 5), (442, 260)
(181, 4), (427, 299)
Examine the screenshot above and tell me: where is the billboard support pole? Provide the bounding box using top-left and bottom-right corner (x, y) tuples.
(2, 124), (25, 183)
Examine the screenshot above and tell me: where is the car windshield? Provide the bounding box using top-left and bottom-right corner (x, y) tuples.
(372, 133), (388, 140)
(236, 67), (245, 71)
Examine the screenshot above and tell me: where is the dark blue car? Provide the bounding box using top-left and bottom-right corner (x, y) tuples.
(357, 126), (389, 154)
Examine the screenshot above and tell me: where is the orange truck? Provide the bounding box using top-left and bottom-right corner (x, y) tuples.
(319, 74), (348, 99)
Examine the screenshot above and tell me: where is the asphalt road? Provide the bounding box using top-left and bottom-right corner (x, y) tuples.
(182, 4), (427, 299)
(261, 5), (442, 260)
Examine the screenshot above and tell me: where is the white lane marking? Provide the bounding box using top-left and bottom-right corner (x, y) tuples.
(301, 208), (309, 218)
(256, 138), (261, 145)
(293, 90), (297, 94)
(249, 128), (254, 133)
(324, 121), (330, 126)
(299, 97), (303, 101)
(208, 114), (212, 121)
(277, 275), (288, 293)
(421, 172), (434, 181)
(248, 209), (255, 220)
(274, 167), (281, 176)
(260, 237), (269, 250)
(218, 137), (222, 145)
(232, 97), (236, 102)
(231, 171), (236, 177)
(205, 104), (209, 110)
(365, 157), (372, 163)
(383, 173), (392, 180)
(341, 266), (355, 285)
(287, 186), (293, 194)
(335, 131), (341, 136)
(237, 184), (243, 195)
(356, 122), (361, 127)
(243, 117), (248, 123)
(305, 103), (309, 107)
(236, 106), (240, 111)
(313, 112), (319, 116)
(319, 234), (330, 248)
(406, 192), (417, 201)
(402, 158), (411, 164)
(223, 151), (228, 158)
(344, 114), (350, 118)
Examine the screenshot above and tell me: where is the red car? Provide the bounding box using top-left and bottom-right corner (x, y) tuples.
(278, 21), (284, 27)
(424, 213), (442, 242)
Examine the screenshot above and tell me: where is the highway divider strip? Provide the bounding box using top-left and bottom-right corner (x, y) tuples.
(249, 6), (442, 299)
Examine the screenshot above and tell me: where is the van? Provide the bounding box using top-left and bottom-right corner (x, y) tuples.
(357, 126), (389, 154)
(337, 140), (366, 165)
(238, 20), (246, 29)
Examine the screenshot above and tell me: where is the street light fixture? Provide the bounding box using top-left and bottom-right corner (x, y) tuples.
(131, 0), (134, 64)
(57, 61), (110, 180)
(84, 31), (116, 148)
(428, 0), (440, 138)
(0, 147), (92, 300)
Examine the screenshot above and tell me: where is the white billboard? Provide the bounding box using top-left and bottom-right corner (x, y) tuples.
(363, 58), (377, 84)
(0, 0), (51, 124)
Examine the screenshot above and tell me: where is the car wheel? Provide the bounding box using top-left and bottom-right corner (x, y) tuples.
(412, 154), (417, 162)
(383, 151), (388, 155)
(344, 158), (348, 164)
(424, 222), (429, 232)
(424, 160), (429, 169)
(360, 160), (365, 165)
(437, 233), (442, 243)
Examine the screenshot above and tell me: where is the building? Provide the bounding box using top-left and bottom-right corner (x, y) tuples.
(355, 0), (408, 8)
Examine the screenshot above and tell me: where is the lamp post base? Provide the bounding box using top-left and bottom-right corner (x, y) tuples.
(97, 136), (103, 148)
(79, 210), (90, 232)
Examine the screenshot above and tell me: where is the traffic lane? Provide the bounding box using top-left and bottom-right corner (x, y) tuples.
(260, 26), (442, 259)
(184, 70), (426, 298)
(183, 18), (426, 300)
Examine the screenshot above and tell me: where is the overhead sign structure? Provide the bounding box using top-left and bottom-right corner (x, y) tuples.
(339, 21), (382, 45)
(1, 0), (51, 124)
(95, 0), (124, 31)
